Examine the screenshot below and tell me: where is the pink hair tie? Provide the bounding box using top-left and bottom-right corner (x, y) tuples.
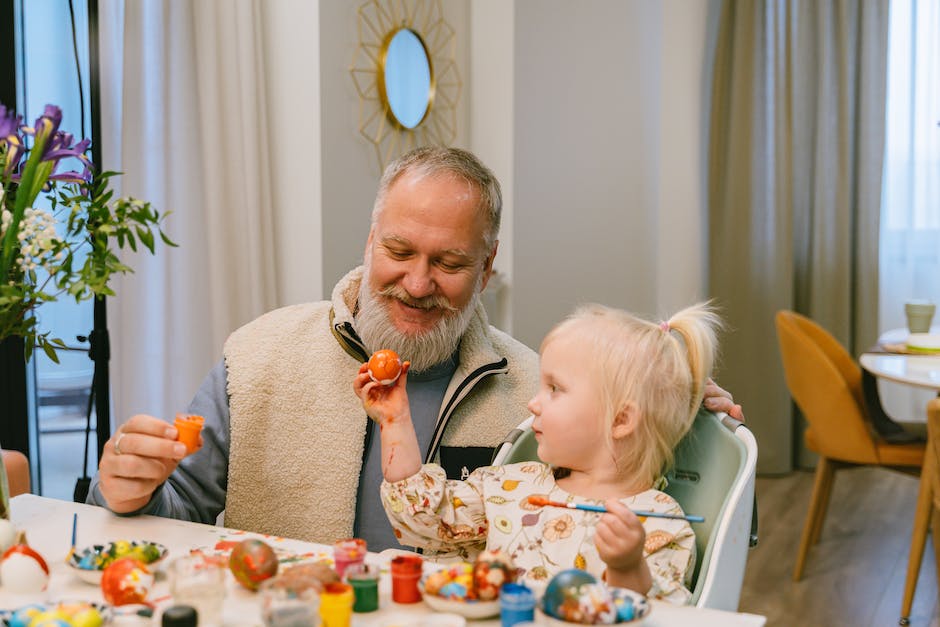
(660, 320), (670, 332)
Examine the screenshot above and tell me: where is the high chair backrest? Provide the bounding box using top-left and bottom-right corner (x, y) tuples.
(491, 409), (758, 611)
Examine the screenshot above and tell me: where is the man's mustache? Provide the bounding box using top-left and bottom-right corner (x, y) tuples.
(377, 285), (458, 313)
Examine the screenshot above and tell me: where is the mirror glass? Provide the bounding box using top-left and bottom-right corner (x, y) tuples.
(381, 28), (433, 129)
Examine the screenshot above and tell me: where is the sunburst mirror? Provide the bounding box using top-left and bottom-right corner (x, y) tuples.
(350, 0), (462, 169)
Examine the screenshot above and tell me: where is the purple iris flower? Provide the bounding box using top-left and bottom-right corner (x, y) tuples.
(0, 105), (25, 179)
(18, 105), (94, 183)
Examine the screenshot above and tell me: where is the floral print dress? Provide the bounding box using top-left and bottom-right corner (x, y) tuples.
(381, 461), (695, 604)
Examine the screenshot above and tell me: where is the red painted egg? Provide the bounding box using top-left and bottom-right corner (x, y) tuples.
(229, 538), (279, 590)
(368, 349), (402, 386)
(1, 538), (50, 594)
(100, 556), (153, 605)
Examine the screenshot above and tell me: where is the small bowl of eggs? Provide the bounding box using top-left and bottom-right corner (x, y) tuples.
(67, 539), (168, 585)
(419, 549), (516, 619)
(2, 601), (110, 627)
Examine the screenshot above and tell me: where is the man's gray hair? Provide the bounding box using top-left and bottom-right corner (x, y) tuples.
(371, 146), (502, 250)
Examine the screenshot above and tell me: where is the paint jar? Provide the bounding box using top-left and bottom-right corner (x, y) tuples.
(174, 413), (204, 454)
(344, 563), (379, 613)
(319, 581), (354, 627)
(332, 538), (366, 579)
(500, 582), (535, 626)
(390, 554), (423, 604)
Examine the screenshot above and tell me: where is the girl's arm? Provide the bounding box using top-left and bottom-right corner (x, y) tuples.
(353, 362), (421, 482)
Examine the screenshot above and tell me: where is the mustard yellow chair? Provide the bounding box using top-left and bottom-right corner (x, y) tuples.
(899, 398), (940, 625)
(2, 449), (30, 497)
(774, 310), (925, 581)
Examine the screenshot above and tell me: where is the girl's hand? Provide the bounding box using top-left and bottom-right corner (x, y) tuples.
(595, 498), (652, 594)
(353, 360), (411, 425)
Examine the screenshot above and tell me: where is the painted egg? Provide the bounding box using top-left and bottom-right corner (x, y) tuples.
(368, 349), (402, 385)
(229, 538), (279, 590)
(541, 568), (601, 622)
(7, 604), (44, 627)
(101, 557), (154, 605)
(1, 537), (50, 593)
(472, 549), (515, 601)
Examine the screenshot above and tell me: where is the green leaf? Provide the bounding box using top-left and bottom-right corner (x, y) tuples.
(41, 340), (60, 364)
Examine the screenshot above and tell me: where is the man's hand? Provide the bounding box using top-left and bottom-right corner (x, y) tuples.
(595, 499), (652, 594)
(97, 414), (191, 513)
(702, 378), (745, 421)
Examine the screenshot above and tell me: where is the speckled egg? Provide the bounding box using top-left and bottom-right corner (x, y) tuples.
(472, 549), (515, 601)
(100, 557), (154, 605)
(541, 569), (608, 623)
(229, 538), (279, 590)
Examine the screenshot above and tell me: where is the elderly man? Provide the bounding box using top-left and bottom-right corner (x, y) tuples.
(89, 146), (741, 551)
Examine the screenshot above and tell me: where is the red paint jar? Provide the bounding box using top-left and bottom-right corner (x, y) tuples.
(390, 554), (423, 604)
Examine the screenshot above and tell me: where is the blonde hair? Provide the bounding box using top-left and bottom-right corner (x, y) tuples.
(541, 302), (722, 486)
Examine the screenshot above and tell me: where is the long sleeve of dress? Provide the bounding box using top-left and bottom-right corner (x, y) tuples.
(381, 463), (491, 555)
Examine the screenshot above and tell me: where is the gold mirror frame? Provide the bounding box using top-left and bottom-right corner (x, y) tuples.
(351, 0), (462, 169)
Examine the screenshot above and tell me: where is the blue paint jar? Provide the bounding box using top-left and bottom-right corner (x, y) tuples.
(500, 582), (536, 627)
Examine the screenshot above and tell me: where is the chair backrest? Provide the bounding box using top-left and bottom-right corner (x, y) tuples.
(491, 409), (758, 611)
(774, 310), (879, 463)
(929, 399), (940, 511)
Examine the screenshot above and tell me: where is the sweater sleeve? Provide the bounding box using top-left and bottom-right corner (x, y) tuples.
(87, 360), (231, 524)
(380, 463), (490, 554)
(638, 495), (696, 605)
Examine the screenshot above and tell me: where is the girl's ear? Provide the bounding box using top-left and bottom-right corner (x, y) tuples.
(612, 403), (640, 440)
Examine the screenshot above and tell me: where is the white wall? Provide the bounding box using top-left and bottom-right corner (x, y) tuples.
(467, 1), (710, 350)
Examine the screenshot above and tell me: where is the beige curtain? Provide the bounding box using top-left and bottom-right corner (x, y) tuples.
(707, 0), (889, 473)
(101, 0), (279, 424)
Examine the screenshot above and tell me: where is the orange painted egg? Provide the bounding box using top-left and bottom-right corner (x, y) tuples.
(368, 349), (402, 386)
(100, 557), (153, 605)
(229, 538), (279, 590)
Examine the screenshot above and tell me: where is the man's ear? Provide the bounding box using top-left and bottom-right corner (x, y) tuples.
(479, 240), (499, 292)
(612, 403), (640, 440)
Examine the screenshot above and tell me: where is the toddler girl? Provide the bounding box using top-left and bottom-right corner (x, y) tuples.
(353, 302), (722, 603)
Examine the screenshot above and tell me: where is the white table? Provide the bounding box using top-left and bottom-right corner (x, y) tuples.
(859, 354), (940, 391)
(0, 495), (766, 626)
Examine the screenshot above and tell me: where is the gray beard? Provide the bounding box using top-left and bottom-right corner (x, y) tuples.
(355, 273), (481, 373)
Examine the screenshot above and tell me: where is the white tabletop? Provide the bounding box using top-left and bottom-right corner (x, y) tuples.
(0, 495), (766, 627)
(860, 353), (940, 391)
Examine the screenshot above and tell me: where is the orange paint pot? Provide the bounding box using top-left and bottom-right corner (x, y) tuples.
(174, 413), (205, 454)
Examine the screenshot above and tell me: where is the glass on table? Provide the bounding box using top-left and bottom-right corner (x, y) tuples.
(260, 572), (322, 627)
(168, 553), (227, 627)
(331, 537), (366, 579)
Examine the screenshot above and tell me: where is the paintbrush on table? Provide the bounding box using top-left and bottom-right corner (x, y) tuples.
(527, 495), (704, 523)
(66, 512), (77, 562)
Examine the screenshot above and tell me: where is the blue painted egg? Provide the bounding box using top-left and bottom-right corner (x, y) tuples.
(541, 568), (598, 619)
(8, 605), (44, 627)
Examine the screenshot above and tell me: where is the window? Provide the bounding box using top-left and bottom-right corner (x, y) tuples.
(877, 0), (940, 421)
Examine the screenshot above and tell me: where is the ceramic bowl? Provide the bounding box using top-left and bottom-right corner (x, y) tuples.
(421, 593), (500, 619)
(67, 540), (168, 585)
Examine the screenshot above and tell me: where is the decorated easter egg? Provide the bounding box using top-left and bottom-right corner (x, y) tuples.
(229, 538), (279, 590)
(1, 532), (50, 593)
(541, 568), (599, 621)
(472, 549), (515, 601)
(100, 556), (154, 605)
(7, 604), (44, 627)
(368, 349), (402, 385)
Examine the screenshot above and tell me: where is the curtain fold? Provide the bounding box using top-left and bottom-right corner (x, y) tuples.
(101, 0), (278, 425)
(707, 0), (889, 473)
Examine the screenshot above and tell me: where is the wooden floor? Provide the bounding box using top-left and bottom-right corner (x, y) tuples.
(738, 467), (938, 627)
